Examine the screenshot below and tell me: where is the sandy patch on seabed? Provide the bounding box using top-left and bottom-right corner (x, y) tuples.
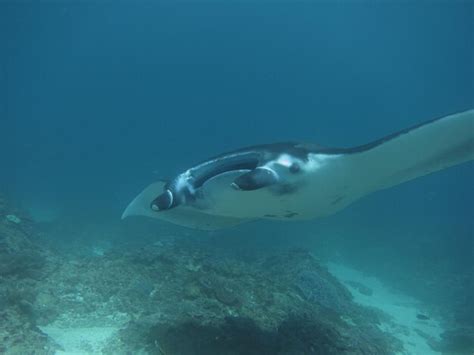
(328, 262), (444, 355)
(39, 311), (129, 354)
(39, 325), (118, 354)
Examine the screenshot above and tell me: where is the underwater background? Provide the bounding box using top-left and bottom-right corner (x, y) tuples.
(1, 1), (473, 354)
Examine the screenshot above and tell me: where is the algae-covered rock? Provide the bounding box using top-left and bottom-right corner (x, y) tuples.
(93, 246), (400, 354)
(0, 306), (59, 355)
(0, 197), (400, 355)
(0, 193), (60, 354)
(5, 214), (21, 224)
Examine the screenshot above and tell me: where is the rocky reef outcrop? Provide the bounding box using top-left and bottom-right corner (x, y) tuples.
(32, 240), (400, 354)
(0, 192), (402, 354)
(0, 193), (59, 354)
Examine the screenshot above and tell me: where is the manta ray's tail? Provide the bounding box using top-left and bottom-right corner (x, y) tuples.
(347, 109), (474, 194)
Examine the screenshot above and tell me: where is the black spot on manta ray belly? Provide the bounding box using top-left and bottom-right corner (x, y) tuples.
(272, 183), (298, 195)
(331, 195), (346, 205)
(263, 211), (298, 218)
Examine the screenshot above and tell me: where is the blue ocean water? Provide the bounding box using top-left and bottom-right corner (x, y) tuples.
(1, 2), (473, 353)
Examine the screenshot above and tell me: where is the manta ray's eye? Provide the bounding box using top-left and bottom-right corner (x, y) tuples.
(289, 163), (301, 173)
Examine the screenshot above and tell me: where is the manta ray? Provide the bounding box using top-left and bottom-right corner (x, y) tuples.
(122, 109), (474, 230)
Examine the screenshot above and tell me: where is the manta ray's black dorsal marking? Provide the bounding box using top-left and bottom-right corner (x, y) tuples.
(149, 151), (262, 211)
(190, 151), (260, 188)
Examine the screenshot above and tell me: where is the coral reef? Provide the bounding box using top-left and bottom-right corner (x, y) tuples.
(0, 193), (59, 354)
(0, 192), (402, 354)
(31, 244), (400, 354)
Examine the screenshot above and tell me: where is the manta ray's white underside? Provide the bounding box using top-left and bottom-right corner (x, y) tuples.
(122, 110), (474, 230)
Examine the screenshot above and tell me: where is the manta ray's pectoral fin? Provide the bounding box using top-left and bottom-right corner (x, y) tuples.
(232, 167), (279, 191)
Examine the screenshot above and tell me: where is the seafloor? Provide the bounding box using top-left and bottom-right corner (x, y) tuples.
(0, 193), (472, 355)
